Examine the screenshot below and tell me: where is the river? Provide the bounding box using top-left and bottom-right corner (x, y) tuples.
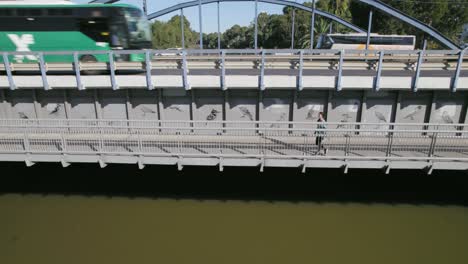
(1, 163), (467, 264)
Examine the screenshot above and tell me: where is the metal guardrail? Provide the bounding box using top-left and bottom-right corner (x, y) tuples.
(1, 49), (467, 92)
(0, 119), (467, 167)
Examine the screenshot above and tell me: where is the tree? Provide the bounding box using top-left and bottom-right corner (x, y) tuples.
(350, 0), (467, 49)
(151, 15), (197, 49)
(203, 33), (220, 49)
(223, 24), (251, 49)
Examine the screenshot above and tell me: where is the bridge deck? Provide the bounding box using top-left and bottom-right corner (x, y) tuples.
(1, 120), (467, 172)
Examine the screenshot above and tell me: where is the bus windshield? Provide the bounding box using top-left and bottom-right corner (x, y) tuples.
(123, 8), (151, 46)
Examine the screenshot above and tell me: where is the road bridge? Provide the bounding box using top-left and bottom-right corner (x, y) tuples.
(1, 0), (468, 171)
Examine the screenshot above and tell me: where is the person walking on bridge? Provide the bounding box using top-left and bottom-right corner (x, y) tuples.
(315, 112), (328, 155)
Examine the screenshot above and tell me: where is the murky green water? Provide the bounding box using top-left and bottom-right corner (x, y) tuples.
(1, 194), (467, 264)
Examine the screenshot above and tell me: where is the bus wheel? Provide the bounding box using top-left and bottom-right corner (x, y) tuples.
(79, 55), (100, 75)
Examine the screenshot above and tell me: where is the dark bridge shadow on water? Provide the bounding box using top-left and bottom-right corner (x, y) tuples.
(0, 162), (467, 206)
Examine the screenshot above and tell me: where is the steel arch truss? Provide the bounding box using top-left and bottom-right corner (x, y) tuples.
(90, 0), (461, 50)
(147, 0), (366, 33)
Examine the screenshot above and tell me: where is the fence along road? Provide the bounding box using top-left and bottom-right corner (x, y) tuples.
(1, 49), (467, 91)
(0, 119), (467, 173)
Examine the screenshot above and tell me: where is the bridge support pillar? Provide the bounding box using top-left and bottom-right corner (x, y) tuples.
(343, 163), (349, 174)
(301, 159), (307, 174)
(99, 156), (107, 169)
(178, 156), (184, 171)
(138, 156), (145, 170)
(426, 163), (434, 175)
(61, 156), (70, 168)
(25, 158), (35, 167)
(219, 157), (224, 172)
(384, 164), (391, 175)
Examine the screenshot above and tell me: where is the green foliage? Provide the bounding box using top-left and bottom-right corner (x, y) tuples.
(151, 15), (198, 49)
(150, 1), (467, 50)
(350, 0), (467, 48)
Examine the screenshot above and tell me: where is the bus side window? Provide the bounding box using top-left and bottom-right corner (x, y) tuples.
(78, 19), (110, 43)
(109, 25), (128, 48)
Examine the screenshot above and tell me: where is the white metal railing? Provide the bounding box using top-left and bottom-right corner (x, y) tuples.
(0, 119), (467, 162)
(1, 48), (467, 92)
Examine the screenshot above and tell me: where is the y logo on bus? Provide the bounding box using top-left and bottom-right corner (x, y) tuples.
(7, 34), (37, 62)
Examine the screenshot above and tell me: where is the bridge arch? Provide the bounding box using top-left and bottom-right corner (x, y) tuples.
(145, 0), (460, 50)
(90, 0), (461, 50)
(147, 0), (365, 33)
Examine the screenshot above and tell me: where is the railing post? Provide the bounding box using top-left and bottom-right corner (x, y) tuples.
(73, 52), (84, 90)
(259, 50), (265, 90)
(2, 53), (16, 90)
(38, 52), (50, 90)
(386, 125), (394, 157)
(182, 51), (190, 90)
(23, 131), (31, 154)
(145, 50), (154, 90)
(137, 128), (143, 154)
(60, 132), (67, 154)
(413, 49), (424, 93)
(108, 51), (119, 90)
(298, 50), (304, 91)
(98, 121), (104, 154)
(374, 50), (384, 92)
(429, 127), (439, 157)
(345, 124), (351, 156)
(451, 48), (467, 93)
(221, 50), (227, 90)
(336, 49), (345, 92)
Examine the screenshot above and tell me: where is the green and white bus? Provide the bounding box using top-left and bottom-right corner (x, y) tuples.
(0, 2), (152, 63)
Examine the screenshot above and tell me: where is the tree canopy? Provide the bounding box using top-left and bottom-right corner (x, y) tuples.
(151, 0), (467, 49)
